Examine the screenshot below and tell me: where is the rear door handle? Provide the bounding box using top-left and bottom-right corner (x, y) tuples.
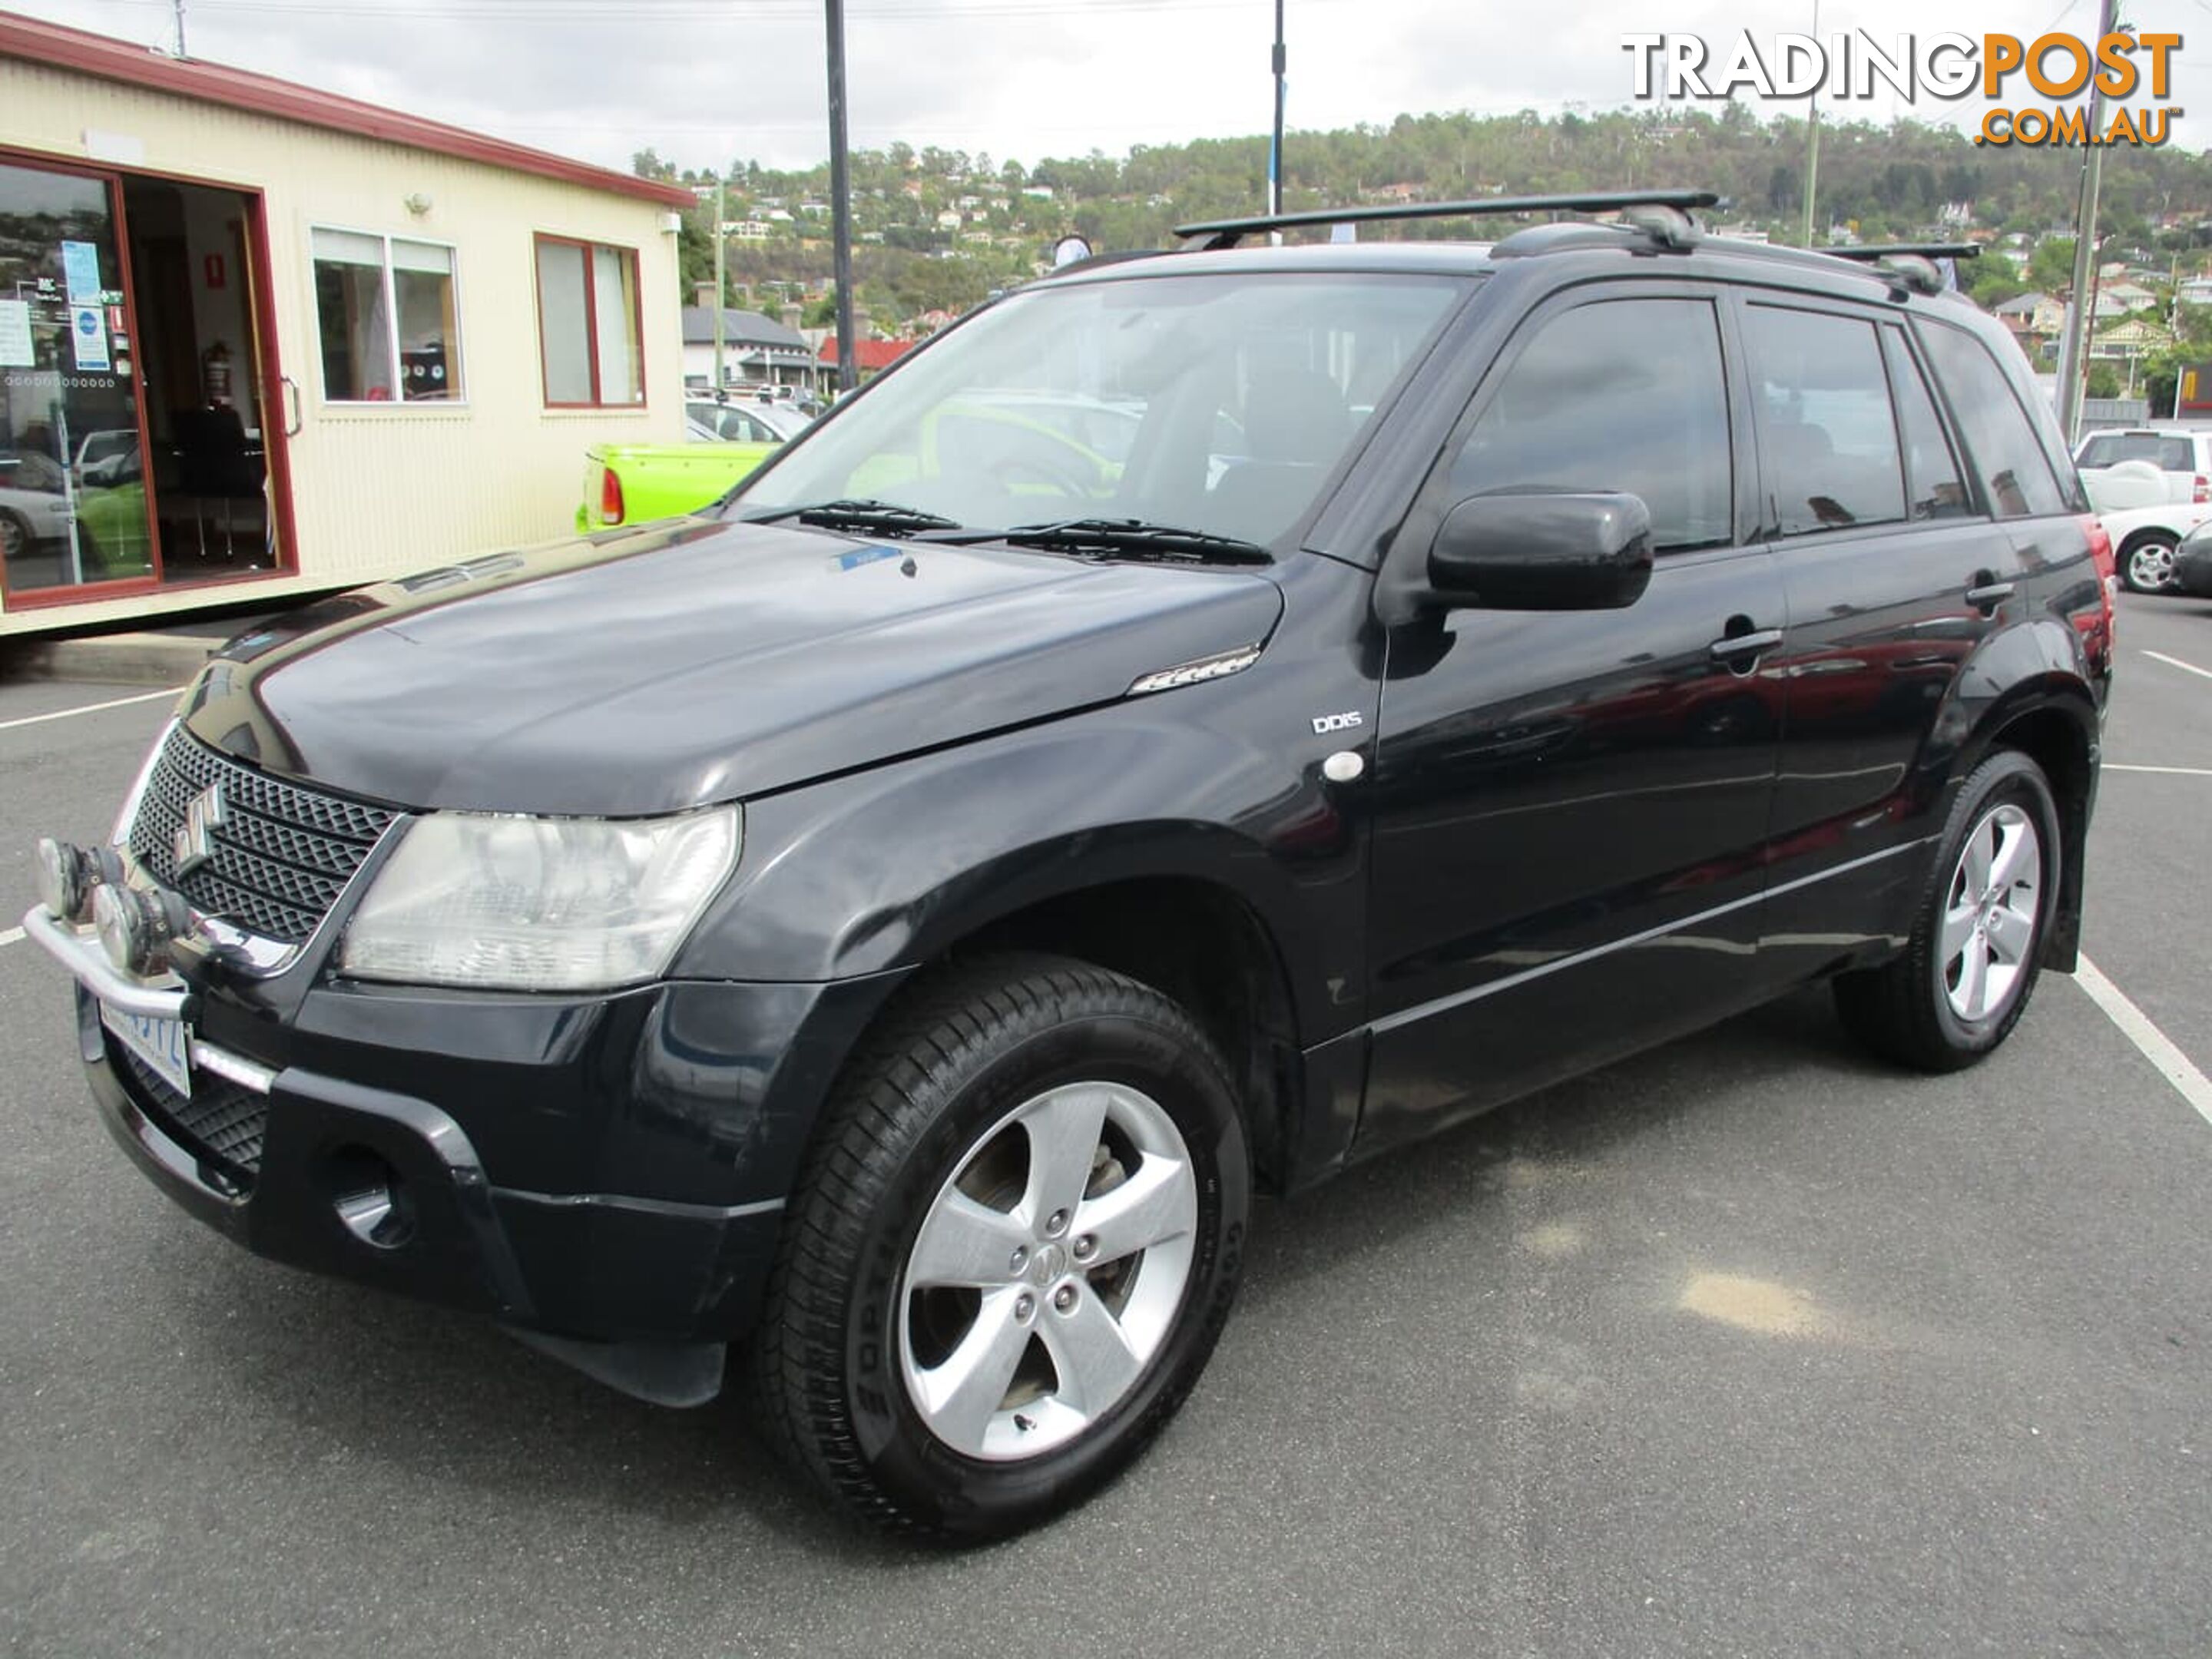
(1709, 627), (1783, 664)
(1965, 578), (2015, 611)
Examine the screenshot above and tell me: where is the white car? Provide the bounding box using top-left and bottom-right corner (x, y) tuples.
(2098, 496), (2212, 594)
(2073, 428), (2212, 514)
(0, 450), (75, 564)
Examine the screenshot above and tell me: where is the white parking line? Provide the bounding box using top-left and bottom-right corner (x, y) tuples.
(2106, 763), (2212, 777)
(0, 926), (22, 949)
(2074, 955), (2212, 1129)
(2142, 649), (2212, 684)
(0, 687), (182, 733)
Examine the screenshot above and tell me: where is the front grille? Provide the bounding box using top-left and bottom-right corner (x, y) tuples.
(128, 728), (398, 942)
(110, 1039), (267, 1187)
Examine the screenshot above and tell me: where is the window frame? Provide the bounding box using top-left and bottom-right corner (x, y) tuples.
(533, 232), (646, 410)
(1408, 280), (1752, 562)
(308, 223), (466, 409)
(1910, 315), (2075, 520)
(1877, 323), (1972, 525)
(1738, 296), (1913, 542)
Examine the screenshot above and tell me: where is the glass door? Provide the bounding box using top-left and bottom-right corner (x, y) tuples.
(0, 157), (157, 599)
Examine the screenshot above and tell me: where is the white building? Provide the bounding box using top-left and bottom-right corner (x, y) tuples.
(0, 13), (689, 637)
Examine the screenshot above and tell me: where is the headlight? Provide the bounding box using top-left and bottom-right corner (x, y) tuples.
(336, 806), (740, 992)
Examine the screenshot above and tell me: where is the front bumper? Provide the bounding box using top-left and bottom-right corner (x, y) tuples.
(2174, 541), (2212, 597)
(29, 904), (906, 1376)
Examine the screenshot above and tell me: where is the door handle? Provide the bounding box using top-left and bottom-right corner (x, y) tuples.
(1708, 626), (1783, 665)
(280, 374), (303, 438)
(1965, 573), (2015, 611)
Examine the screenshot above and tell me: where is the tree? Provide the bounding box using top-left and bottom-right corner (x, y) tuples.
(2028, 237), (2077, 293)
(1967, 253), (2027, 310)
(2085, 360), (2123, 399)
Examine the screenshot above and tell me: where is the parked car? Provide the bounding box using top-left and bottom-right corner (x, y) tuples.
(2095, 496), (2212, 593)
(28, 196), (2113, 1543)
(0, 449), (75, 563)
(71, 428), (138, 488)
(2072, 428), (2212, 516)
(572, 402), (786, 533)
(2172, 519), (2212, 596)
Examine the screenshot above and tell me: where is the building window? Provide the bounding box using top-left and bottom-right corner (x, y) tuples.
(311, 228), (462, 404)
(535, 236), (643, 407)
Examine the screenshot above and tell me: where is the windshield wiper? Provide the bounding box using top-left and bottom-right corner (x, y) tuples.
(740, 498), (962, 536)
(985, 517), (1271, 565)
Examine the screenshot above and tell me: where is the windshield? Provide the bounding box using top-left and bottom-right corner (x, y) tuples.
(733, 271), (1469, 545)
(2077, 433), (2194, 471)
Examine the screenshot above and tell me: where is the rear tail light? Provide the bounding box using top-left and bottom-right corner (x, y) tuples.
(2080, 513), (2116, 642)
(598, 465), (624, 526)
(2194, 475), (2208, 505)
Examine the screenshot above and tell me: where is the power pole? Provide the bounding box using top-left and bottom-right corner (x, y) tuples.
(1800, 0), (1820, 246)
(1268, 0), (1286, 217)
(2055, 0), (2121, 446)
(826, 0), (857, 396)
(713, 176), (727, 392)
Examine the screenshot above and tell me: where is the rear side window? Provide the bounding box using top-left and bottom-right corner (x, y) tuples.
(1448, 296), (1732, 551)
(1881, 331), (1969, 522)
(2076, 432), (2194, 471)
(1916, 324), (2067, 518)
(1743, 306), (1905, 536)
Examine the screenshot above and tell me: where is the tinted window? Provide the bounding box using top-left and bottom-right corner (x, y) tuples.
(1916, 323), (2066, 518)
(739, 272), (1466, 544)
(1743, 306), (1905, 537)
(1448, 297), (1732, 551)
(1881, 330), (1969, 522)
(2077, 432), (2194, 471)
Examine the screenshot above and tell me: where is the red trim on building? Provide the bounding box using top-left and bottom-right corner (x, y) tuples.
(0, 13), (697, 210)
(816, 337), (914, 372)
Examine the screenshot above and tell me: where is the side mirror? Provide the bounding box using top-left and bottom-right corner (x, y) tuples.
(1426, 492), (1654, 611)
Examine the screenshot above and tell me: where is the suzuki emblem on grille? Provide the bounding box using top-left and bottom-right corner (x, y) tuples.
(174, 783), (227, 877)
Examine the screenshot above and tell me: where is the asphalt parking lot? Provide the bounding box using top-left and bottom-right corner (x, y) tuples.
(2, 594), (2207, 1658)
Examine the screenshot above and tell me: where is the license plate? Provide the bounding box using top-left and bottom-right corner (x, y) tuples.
(101, 1002), (192, 1099)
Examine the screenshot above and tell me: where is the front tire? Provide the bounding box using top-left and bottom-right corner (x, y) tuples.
(750, 955), (1249, 1541)
(2121, 532), (2179, 594)
(1834, 750), (2060, 1071)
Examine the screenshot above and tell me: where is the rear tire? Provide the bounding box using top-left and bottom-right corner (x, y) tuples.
(2120, 532), (2179, 594)
(750, 953), (1249, 1541)
(1834, 750), (2060, 1072)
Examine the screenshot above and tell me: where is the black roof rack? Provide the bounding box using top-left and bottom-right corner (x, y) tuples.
(1172, 190), (1720, 251)
(1820, 243), (1979, 296)
(1823, 243), (1982, 263)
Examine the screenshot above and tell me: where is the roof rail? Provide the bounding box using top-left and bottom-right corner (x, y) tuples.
(1172, 190), (1720, 251)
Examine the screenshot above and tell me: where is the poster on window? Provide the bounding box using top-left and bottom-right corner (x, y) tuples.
(61, 240), (101, 303)
(69, 304), (110, 371)
(0, 300), (31, 367)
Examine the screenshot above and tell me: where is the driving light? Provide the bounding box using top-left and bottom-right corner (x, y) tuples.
(336, 806), (740, 992)
(36, 838), (94, 923)
(93, 882), (188, 977)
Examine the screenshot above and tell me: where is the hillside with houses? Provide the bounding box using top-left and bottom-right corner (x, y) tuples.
(643, 104), (2212, 409)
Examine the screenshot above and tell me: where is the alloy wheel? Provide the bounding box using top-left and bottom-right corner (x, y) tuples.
(2128, 540), (2177, 591)
(1939, 802), (2041, 1023)
(899, 1080), (1197, 1462)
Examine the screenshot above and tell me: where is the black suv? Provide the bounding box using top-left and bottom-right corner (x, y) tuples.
(28, 192), (2114, 1541)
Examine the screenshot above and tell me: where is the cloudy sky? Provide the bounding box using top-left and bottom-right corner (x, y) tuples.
(11, 0), (2209, 175)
